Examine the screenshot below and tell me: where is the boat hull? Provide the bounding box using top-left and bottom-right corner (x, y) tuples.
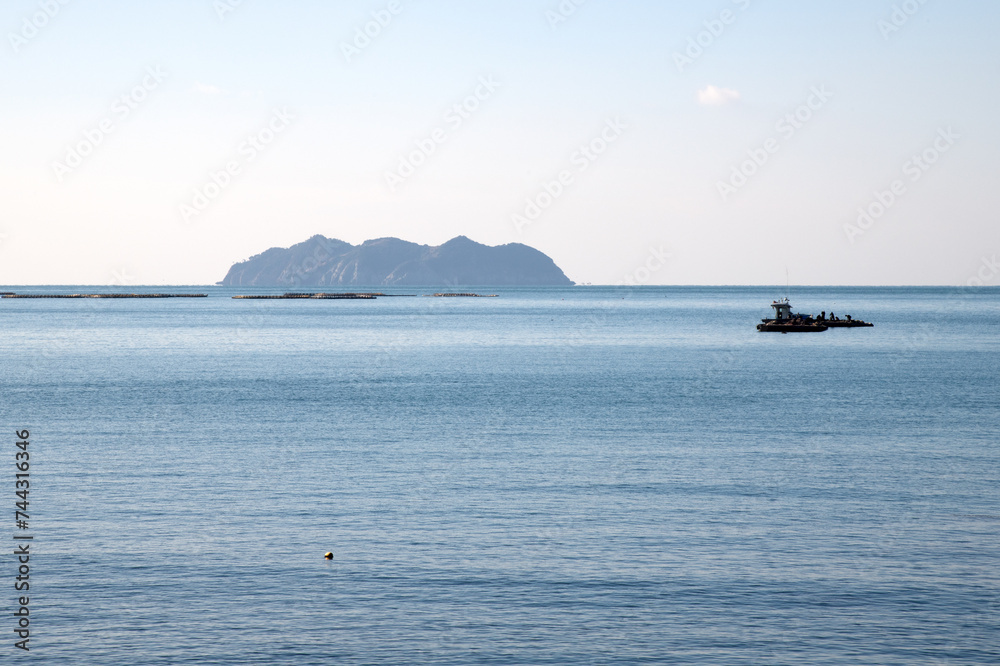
(757, 323), (828, 332)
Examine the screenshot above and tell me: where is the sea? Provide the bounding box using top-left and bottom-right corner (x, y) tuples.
(1, 285), (997, 665)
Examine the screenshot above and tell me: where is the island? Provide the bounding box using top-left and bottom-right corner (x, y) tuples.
(219, 235), (574, 287)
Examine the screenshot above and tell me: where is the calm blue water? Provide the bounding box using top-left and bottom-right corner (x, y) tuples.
(1, 286), (998, 664)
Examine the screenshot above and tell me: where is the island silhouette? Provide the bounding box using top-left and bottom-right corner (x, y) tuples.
(220, 235), (574, 287)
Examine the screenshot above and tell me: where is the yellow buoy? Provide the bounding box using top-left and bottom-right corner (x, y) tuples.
(324, 552), (333, 560)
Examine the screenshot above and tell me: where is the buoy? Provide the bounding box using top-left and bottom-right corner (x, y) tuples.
(324, 552), (333, 560)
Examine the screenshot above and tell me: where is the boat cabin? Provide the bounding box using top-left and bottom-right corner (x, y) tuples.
(770, 298), (793, 321)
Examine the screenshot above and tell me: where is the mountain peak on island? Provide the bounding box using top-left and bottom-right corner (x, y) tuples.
(220, 236), (574, 287)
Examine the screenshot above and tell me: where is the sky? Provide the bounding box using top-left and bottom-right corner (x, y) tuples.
(1, 0), (998, 286)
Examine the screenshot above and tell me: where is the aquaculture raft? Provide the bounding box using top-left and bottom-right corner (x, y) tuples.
(823, 318), (874, 328)
(232, 293), (380, 300)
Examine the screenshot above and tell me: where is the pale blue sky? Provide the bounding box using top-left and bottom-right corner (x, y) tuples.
(1, 0), (998, 285)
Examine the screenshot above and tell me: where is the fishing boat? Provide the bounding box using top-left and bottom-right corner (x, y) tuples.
(757, 298), (828, 332)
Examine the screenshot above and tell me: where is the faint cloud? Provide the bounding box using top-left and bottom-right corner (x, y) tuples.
(191, 82), (225, 95)
(111, 267), (137, 286)
(698, 85), (740, 106)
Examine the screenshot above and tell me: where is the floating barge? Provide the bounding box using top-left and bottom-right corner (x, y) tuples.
(2, 293), (207, 298)
(823, 317), (874, 328)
